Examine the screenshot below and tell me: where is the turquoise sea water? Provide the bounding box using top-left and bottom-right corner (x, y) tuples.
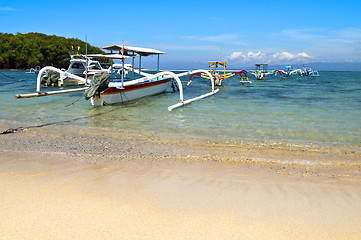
(0, 70), (360, 148)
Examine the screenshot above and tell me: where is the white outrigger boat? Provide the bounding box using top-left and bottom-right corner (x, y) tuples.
(301, 65), (320, 76)
(66, 54), (109, 77)
(272, 65), (320, 78)
(250, 64), (274, 80)
(39, 54), (112, 87)
(187, 61), (251, 86)
(15, 44), (219, 111)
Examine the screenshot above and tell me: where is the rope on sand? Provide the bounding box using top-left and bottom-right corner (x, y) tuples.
(1, 127), (24, 134)
(1, 103), (126, 134)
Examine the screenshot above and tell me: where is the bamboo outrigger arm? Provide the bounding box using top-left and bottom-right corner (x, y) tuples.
(163, 69), (219, 111)
(15, 87), (89, 99)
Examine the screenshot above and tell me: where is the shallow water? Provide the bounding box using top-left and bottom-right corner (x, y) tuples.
(0, 70), (360, 148)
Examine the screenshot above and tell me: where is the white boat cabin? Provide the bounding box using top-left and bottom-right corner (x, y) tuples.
(67, 55), (106, 76)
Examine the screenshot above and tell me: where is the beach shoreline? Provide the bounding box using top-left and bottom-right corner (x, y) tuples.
(1, 124), (361, 239)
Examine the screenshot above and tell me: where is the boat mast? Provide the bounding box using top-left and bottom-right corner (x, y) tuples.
(121, 40), (124, 88)
(157, 54), (160, 71)
(131, 55), (135, 78)
(85, 35), (89, 85)
(139, 56), (142, 74)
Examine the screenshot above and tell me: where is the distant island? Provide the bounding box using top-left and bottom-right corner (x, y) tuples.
(0, 32), (104, 70)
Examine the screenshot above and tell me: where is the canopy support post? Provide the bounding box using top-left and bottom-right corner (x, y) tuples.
(157, 54), (160, 71)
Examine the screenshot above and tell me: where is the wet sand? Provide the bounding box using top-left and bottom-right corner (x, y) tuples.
(1, 124), (361, 239)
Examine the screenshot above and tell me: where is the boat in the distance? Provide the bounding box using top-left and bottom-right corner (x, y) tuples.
(187, 61), (251, 86)
(272, 65), (321, 78)
(26, 66), (41, 74)
(301, 65), (320, 76)
(250, 64), (274, 80)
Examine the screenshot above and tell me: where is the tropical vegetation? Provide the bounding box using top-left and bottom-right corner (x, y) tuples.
(0, 32), (104, 69)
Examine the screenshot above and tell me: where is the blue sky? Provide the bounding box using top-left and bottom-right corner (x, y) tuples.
(1, 0), (361, 69)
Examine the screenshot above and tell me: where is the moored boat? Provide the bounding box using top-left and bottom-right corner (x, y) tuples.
(15, 44), (220, 111)
(84, 45), (170, 106)
(39, 54), (111, 87)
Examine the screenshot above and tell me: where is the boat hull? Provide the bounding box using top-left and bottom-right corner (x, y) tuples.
(92, 78), (171, 106)
(61, 78), (86, 87)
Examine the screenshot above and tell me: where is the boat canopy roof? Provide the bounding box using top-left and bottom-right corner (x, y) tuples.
(102, 45), (166, 56)
(87, 53), (132, 59)
(209, 61), (226, 66)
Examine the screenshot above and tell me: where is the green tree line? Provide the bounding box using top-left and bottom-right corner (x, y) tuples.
(0, 32), (104, 69)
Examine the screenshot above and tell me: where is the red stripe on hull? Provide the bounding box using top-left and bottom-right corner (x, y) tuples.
(102, 78), (171, 95)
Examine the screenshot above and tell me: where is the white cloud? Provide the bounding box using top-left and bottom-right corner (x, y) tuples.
(297, 52), (311, 58)
(185, 34), (238, 42)
(280, 28), (323, 40)
(281, 28), (361, 46)
(247, 51), (262, 58)
(183, 34), (246, 46)
(228, 51), (244, 59)
(0, 7), (15, 11)
(275, 52), (295, 60)
(275, 28), (361, 62)
(159, 44), (219, 52)
(226, 51), (313, 65)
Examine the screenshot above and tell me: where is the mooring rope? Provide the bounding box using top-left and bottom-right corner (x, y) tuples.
(64, 91), (87, 107)
(0, 71), (16, 79)
(0, 104), (125, 134)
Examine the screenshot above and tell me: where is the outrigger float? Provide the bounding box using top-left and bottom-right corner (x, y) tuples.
(15, 44), (219, 111)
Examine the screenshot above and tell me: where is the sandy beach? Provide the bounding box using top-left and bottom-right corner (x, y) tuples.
(1, 123), (361, 239)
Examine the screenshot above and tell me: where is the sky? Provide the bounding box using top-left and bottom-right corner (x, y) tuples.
(1, 0), (361, 70)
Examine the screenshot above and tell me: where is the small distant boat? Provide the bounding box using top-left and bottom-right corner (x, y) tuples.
(301, 65), (320, 76)
(202, 61), (233, 85)
(272, 65), (321, 78)
(250, 64), (273, 80)
(187, 61), (251, 86)
(26, 66), (41, 74)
